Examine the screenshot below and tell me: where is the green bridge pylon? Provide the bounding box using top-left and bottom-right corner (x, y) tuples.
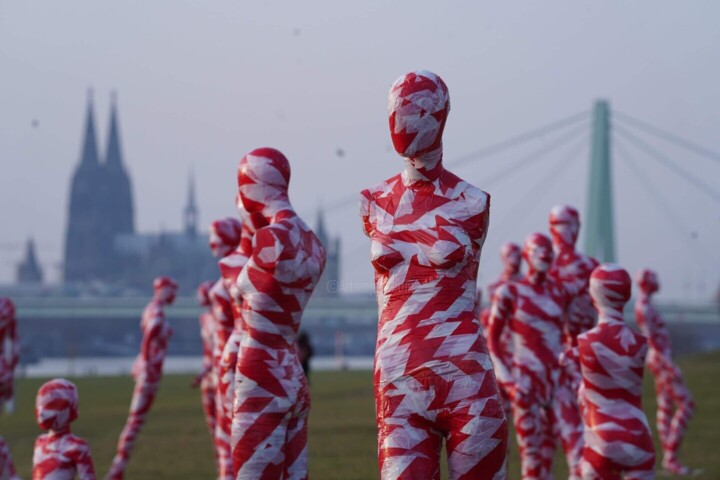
(583, 100), (616, 262)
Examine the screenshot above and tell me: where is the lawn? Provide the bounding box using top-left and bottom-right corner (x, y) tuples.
(1, 352), (718, 479)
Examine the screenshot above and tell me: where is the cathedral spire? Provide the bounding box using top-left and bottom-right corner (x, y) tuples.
(105, 90), (124, 170)
(315, 206), (329, 247)
(184, 169), (198, 236)
(16, 237), (43, 284)
(79, 88), (99, 167)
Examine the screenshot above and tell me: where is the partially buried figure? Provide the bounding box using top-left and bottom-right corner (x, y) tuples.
(232, 147), (326, 480)
(635, 269), (694, 476)
(33, 379), (96, 480)
(107, 276), (178, 480)
(361, 70), (507, 480)
(578, 264), (655, 480)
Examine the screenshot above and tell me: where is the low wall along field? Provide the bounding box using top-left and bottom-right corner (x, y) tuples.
(1, 352), (719, 479)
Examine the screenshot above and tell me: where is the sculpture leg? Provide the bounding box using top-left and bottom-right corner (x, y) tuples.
(232, 409), (289, 480)
(216, 332), (240, 480)
(554, 383), (583, 480)
(579, 447), (622, 480)
(662, 372), (694, 473)
(376, 381), (442, 480)
(284, 384), (310, 480)
(511, 392), (554, 480)
(445, 389), (507, 480)
(200, 377), (219, 474)
(654, 376), (672, 450)
(107, 380), (159, 480)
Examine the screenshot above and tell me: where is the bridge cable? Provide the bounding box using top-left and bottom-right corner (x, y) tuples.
(479, 121), (588, 190)
(447, 110), (589, 168)
(614, 111), (720, 165)
(491, 135), (588, 239)
(318, 116), (590, 218)
(613, 138), (715, 261)
(614, 125), (720, 204)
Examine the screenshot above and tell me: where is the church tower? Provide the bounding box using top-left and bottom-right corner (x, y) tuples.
(315, 208), (341, 297)
(183, 171), (198, 236)
(103, 91), (135, 237)
(16, 237), (43, 284)
(64, 90), (105, 282)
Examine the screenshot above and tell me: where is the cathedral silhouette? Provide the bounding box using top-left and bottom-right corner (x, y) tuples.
(62, 91), (341, 296)
(63, 92), (216, 294)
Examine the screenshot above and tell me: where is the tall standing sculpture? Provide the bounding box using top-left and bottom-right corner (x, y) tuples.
(192, 281), (218, 451)
(208, 217), (244, 480)
(107, 277), (178, 480)
(635, 269), (694, 475)
(0, 298), (19, 414)
(361, 70), (507, 479)
(548, 205), (598, 479)
(34, 379), (96, 479)
(232, 147), (326, 480)
(488, 233), (575, 479)
(578, 264), (655, 479)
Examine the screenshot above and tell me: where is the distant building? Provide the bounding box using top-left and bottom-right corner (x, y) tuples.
(62, 92), (217, 294)
(314, 208), (341, 297)
(16, 238), (43, 284)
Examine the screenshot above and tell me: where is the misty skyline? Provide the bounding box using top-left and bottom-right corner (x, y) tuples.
(1, 1), (719, 301)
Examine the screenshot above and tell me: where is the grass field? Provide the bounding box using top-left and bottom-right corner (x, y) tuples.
(2, 352), (718, 479)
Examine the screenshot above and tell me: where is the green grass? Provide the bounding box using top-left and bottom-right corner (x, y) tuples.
(2, 352), (718, 479)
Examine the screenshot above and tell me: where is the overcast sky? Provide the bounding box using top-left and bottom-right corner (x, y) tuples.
(1, 1), (719, 301)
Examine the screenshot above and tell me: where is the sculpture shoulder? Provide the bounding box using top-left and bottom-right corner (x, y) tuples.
(360, 174), (403, 237)
(445, 172), (490, 212)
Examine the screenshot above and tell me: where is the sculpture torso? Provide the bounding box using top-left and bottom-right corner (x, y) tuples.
(634, 295), (672, 376)
(549, 248), (598, 344)
(140, 300), (172, 381)
(33, 430), (95, 480)
(361, 167), (491, 387)
(491, 276), (569, 402)
(237, 214), (326, 354)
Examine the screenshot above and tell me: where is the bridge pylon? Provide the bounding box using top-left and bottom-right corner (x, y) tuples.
(583, 100), (616, 262)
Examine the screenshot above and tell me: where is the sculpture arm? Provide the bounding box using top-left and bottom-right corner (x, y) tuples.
(73, 440), (97, 480)
(9, 318), (20, 369)
(487, 283), (514, 386)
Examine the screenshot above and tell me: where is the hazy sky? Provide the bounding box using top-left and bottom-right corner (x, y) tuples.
(1, 1), (719, 301)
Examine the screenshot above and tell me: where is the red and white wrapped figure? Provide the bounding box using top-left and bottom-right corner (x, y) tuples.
(578, 264), (655, 480)
(548, 205), (599, 479)
(361, 71), (507, 480)
(232, 147), (326, 480)
(107, 277), (178, 480)
(0, 298), (20, 414)
(635, 269), (694, 475)
(208, 217), (244, 480)
(0, 436), (20, 480)
(33, 379), (96, 480)
(488, 233), (576, 479)
(193, 281), (218, 444)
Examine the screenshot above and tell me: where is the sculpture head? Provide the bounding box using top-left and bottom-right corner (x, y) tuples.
(549, 205), (580, 250)
(590, 264), (632, 318)
(0, 297), (15, 326)
(36, 378), (79, 432)
(636, 268), (660, 295)
(153, 276), (178, 305)
(209, 217), (243, 258)
(237, 147), (291, 221)
(500, 242), (522, 274)
(388, 70), (450, 161)
(523, 233), (554, 273)
(197, 280), (213, 307)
